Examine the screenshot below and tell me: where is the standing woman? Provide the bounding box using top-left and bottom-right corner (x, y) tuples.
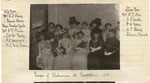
(102, 23), (112, 42)
(68, 16), (80, 41)
(81, 21), (91, 42)
(31, 20), (45, 69)
(87, 33), (104, 70)
(54, 24), (63, 41)
(54, 31), (72, 70)
(46, 22), (56, 56)
(72, 31), (89, 70)
(37, 34), (54, 70)
(52, 24), (63, 56)
(46, 22), (55, 40)
(90, 18), (103, 40)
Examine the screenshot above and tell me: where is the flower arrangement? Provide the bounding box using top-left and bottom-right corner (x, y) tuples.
(55, 45), (66, 57)
(77, 40), (87, 48)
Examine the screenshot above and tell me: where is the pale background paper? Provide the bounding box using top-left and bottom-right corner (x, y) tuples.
(1, 0), (150, 83)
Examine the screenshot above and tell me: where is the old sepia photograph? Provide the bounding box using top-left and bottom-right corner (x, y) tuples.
(29, 4), (120, 70)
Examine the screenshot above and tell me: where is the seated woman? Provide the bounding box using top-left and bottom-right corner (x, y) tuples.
(103, 29), (120, 69)
(72, 31), (89, 70)
(87, 33), (104, 70)
(37, 34), (54, 70)
(53, 31), (72, 70)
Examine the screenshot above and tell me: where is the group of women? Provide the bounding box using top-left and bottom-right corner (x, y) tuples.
(34, 16), (120, 70)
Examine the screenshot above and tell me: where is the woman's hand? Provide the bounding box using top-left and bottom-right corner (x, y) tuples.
(90, 47), (94, 50)
(91, 49), (96, 52)
(94, 46), (102, 51)
(104, 51), (112, 56)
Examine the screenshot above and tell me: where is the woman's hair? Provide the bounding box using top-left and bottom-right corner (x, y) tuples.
(89, 18), (102, 27)
(49, 22), (55, 27)
(55, 24), (63, 30)
(105, 23), (112, 27)
(77, 31), (84, 36)
(109, 29), (116, 35)
(82, 21), (88, 26)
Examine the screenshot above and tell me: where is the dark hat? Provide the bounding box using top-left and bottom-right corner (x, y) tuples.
(69, 16), (80, 25)
(90, 18), (102, 27)
(105, 23), (112, 27)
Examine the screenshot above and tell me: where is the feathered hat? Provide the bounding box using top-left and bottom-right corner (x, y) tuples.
(69, 16), (80, 25)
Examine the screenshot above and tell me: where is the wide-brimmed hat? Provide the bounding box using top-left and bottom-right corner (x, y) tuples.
(90, 18), (101, 27)
(61, 28), (69, 35)
(33, 20), (44, 30)
(69, 16), (80, 25)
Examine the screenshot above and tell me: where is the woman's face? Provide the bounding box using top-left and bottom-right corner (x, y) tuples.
(50, 24), (54, 28)
(106, 25), (111, 30)
(40, 35), (45, 40)
(109, 32), (115, 38)
(92, 23), (96, 27)
(72, 24), (77, 28)
(48, 24), (55, 32)
(94, 33), (99, 39)
(56, 26), (61, 31)
(78, 33), (84, 39)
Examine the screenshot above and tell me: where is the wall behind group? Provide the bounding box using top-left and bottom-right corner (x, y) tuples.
(48, 4), (119, 28)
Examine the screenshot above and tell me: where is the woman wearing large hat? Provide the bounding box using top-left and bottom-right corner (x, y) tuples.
(31, 20), (45, 69)
(68, 16), (80, 41)
(88, 18), (104, 69)
(90, 18), (103, 40)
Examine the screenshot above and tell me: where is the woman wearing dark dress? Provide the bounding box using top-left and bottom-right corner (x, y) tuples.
(87, 32), (104, 70)
(46, 22), (55, 40)
(51, 24), (64, 57)
(45, 22), (56, 56)
(103, 29), (120, 69)
(90, 18), (103, 40)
